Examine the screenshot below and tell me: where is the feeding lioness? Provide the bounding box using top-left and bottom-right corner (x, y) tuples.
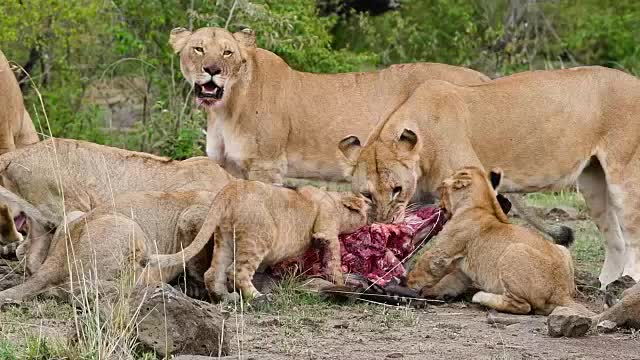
(407, 167), (584, 319)
(169, 26), (489, 184)
(144, 180), (368, 302)
(0, 138), (232, 272)
(0, 49), (39, 154)
(339, 66), (640, 288)
(0, 191), (217, 303)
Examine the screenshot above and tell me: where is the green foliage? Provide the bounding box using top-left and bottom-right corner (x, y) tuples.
(1, 0), (639, 159)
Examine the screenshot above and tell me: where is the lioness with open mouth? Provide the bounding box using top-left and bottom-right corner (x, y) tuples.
(339, 67), (640, 288)
(169, 26), (489, 184)
(407, 167), (585, 320)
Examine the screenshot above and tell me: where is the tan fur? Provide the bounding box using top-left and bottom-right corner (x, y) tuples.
(0, 138), (232, 273)
(340, 67), (640, 287)
(0, 191), (217, 302)
(145, 180), (368, 302)
(0, 50), (39, 155)
(406, 167), (579, 315)
(170, 26), (489, 184)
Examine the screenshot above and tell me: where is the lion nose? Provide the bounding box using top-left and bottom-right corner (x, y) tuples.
(203, 65), (222, 76)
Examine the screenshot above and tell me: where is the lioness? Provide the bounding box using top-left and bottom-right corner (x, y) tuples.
(0, 138), (232, 272)
(0, 191), (216, 303)
(0, 49), (39, 154)
(144, 181), (368, 302)
(169, 26), (489, 184)
(339, 67), (640, 287)
(407, 167), (582, 316)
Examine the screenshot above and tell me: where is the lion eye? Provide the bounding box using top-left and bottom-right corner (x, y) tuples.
(392, 186), (402, 199)
(360, 192), (373, 202)
(223, 50), (233, 57)
(193, 47), (204, 55)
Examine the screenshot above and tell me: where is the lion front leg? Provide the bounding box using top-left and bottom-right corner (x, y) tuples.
(313, 231), (344, 286)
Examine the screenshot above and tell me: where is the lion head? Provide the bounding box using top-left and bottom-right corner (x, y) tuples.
(436, 166), (509, 223)
(169, 26), (256, 108)
(332, 192), (370, 234)
(339, 128), (421, 224)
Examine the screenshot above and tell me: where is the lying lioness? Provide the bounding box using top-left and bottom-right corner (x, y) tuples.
(169, 26), (489, 184)
(339, 66), (640, 287)
(0, 138), (232, 272)
(0, 49), (39, 155)
(0, 191), (216, 302)
(144, 181), (368, 302)
(407, 167), (582, 315)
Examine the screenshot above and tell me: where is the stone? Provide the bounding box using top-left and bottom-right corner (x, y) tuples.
(547, 306), (594, 337)
(131, 283), (231, 357)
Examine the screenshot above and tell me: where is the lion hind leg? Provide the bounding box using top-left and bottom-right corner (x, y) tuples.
(472, 291), (532, 315)
(204, 232), (235, 302)
(578, 159), (625, 288)
(228, 240), (270, 301)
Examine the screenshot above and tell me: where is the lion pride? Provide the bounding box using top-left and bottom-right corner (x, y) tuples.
(339, 66), (640, 288)
(0, 49), (39, 154)
(169, 26), (489, 184)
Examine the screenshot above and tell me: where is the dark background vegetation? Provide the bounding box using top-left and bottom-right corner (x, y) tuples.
(1, 0), (638, 159)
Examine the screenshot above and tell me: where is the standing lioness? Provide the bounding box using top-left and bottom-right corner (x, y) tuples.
(407, 167), (582, 318)
(145, 181), (368, 302)
(339, 67), (640, 287)
(0, 49), (39, 154)
(169, 26), (489, 184)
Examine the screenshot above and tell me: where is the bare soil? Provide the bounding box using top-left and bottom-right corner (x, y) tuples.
(233, 301), (640, 360)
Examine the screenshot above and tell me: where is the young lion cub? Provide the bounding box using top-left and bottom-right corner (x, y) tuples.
(407, 166), (580, 315)
(145, 180), (368, 302)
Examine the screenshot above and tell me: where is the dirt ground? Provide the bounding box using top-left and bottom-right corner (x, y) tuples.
(234, 302), (640, 360)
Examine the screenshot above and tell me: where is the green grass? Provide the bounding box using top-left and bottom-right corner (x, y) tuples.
(524, 190), (588, 213)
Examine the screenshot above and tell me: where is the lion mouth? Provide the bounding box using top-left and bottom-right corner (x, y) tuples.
(14, 212), (28, 236)
(195, 81), (224, 105)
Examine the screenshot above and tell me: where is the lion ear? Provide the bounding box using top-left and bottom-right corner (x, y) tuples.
(341, 196), (366, 212)
(452, 177), (472, 190)
(489, 167), (504, 190)
(169, 27), (192, 53)
(233, 28), (256, 48)
(338, 135), (362, 163)
(397, 129), (419, 152)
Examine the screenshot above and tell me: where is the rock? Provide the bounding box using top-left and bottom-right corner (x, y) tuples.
(131, 283), (231, 357)
(596, 320), (618, 333)
(605, 275), (637, 305)
(546, 206), (583, 221)
(547, 306), (594, 337)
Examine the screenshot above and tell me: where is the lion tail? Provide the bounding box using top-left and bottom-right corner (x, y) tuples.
(142, 196), (225, 269)
(505, 194), (575, 247)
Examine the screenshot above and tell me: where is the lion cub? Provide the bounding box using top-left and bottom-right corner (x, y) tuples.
(145, 180), (368, 302)
(407, 166), (580, 315)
